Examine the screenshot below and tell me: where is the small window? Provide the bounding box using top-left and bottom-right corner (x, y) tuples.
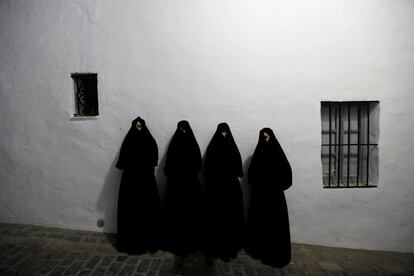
(71, 73), (98, 117)
(321, 101), (379, 188)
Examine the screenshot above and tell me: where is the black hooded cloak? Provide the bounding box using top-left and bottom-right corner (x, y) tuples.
(246, 128), (292, 268)
(201, 123), (244, 260)
(162, 120), (203, 256)
(116, 117), (161, 254)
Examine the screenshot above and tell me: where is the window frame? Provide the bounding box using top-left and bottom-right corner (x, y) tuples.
(71, 73), (99, 118)
(321, 101), (379, 188)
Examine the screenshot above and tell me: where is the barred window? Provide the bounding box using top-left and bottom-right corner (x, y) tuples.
(71, 73), (99, 117)
(321, 101), (379, 188)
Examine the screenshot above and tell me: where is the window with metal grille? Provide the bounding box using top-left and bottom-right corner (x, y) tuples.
(71, 73), (99, 117)
(321, 101), (379, 188)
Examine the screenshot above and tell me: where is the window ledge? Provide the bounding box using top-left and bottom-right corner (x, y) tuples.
(70, 115), (99, 121)
(323, 185), (378, 189)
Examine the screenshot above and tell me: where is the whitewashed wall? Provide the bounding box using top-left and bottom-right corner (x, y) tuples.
(0, 0), (413, 252)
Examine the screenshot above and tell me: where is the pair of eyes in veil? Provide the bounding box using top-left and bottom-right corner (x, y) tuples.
(180, 127), (187, 134)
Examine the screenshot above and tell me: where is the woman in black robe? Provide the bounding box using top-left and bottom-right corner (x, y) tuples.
(246, 128), (292, 268)
(116, 116), (161, 254)
(163, 120), (203, 257)
(202, 122), (244, 261)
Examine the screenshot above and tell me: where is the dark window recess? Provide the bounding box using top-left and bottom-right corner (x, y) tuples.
(321, 101), (379, 188)
(71, 73), (99, 116)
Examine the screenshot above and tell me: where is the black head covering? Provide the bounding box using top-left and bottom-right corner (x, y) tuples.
(248, 128), (292, 191)
(204, 122), (243, 178)
(116, 116), (158, 170)
(164, 120), (202, 175)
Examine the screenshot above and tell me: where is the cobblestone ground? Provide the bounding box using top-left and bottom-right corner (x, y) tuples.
(0, 222), (413, 275)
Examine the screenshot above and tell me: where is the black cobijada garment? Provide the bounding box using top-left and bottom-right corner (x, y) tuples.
(163, 120), (203, 256)
(116, 117), (161, 254)
(246, 128), (292, 268)
(201, 123), (244, 260)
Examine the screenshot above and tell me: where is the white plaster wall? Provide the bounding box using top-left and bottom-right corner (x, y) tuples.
(1, 0), (413, 252)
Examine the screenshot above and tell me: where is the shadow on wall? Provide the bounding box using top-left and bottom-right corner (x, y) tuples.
(241, 155), (253, 224)
(199, 154), (207, 193)
(156, 140), (170, 208)
(96, 151), (122, 235)
(96, 139), (170, 237)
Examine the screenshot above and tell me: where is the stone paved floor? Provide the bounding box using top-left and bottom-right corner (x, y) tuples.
(0, 222), (413, 275)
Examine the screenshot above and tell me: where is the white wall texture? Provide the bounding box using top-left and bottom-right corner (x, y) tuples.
(1, 0), (413, 252)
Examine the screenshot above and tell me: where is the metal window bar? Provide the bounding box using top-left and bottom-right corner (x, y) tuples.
(334, 106), (337, 178)
(337, 104), (341, 186)
(357, 104), (361, 186)
(74, 77), (86, 115)
(328, 103), (332, 186)
(347, 103), (351, 187)
(321, 101), (378, 188)
(366, 102), (370, 187)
